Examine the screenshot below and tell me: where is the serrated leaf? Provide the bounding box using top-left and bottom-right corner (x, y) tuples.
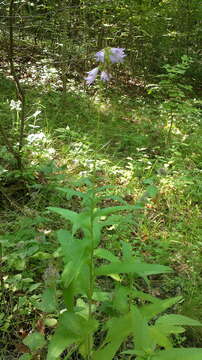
(23, 332), (46, 352)
(94, 248), (118, 262)
(100, 194), (128, 205)
(152, 348), (202, 360)
(56, 187), (85, 200)
(47, 206), (78, 224)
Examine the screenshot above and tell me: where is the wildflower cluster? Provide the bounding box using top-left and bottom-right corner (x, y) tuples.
(85, 47), (126, 85)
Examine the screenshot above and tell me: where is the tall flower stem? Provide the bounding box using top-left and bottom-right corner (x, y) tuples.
(86, 82), (104, 360)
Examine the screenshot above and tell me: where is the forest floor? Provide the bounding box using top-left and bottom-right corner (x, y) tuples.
(0, 42), (202, 358)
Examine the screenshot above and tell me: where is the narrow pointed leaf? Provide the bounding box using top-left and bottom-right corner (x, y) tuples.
(95, 262), (171, 277)
(140, 297), (182, 321)
(156, 314), (202, 327)
(95, 204), (143, 218)
(132, 289), (160, 304)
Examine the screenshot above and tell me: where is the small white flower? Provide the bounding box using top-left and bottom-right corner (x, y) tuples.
(27, 132), (47, 144)
(10, 99), (21, 111)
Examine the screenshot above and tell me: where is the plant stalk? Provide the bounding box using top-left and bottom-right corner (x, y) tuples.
(8, 0), (26, 170)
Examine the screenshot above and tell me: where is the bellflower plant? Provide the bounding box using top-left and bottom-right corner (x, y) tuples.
(85, 47), (126, 85)
(95, 47), (126, 64)
(85, 67), (99, 85)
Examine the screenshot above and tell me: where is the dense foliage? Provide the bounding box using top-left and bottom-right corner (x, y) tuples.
(0, 1), (202, 359)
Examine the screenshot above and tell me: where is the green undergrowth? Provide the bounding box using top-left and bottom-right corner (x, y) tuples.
(0, 71), (202, 359)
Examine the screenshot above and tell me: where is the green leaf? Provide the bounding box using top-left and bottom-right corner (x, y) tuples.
(93, 290), (111, 302)
(57, 229), (89, 263)
(37, 287), (57, 313)
(74, 263), (91, 297)
(94, 248), (118, 262)
(47, 327), (78, 360)
(101, 214), (130, 228)
(131, 306), (155, 352)
(121, 241), (133, 262)
(56, 187), (85, 200)
(19, 355), (32, 360)
(92, 313), (132, 360)
(99, 194), (128, 205)
(62, 258), (84, 288)
(57, 230), (89, 290)
(49, 207), (92, 237)
(147, 185), (158, 198)
(23, 332), (46, 352)
(47, 207), (78, 227)
(57, 229), (74, 253)
(47, 312), (84, 360)
(152, 348), (202, 360)
(122, 349), (146, 357)
(149, 325), (173, 349)
(113, 286), (129, 314)
(14, 258), (26, 270)
(132, 289), (160, 304)
(154, 324), (186, 335)
(49, 312), (98, 359)
(95, 204), (142, 218)
(95, 262), (171, 277)
(63, 283), (75, 311)
(156, 314), (202, 327)
(140, 297), (182, 321)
